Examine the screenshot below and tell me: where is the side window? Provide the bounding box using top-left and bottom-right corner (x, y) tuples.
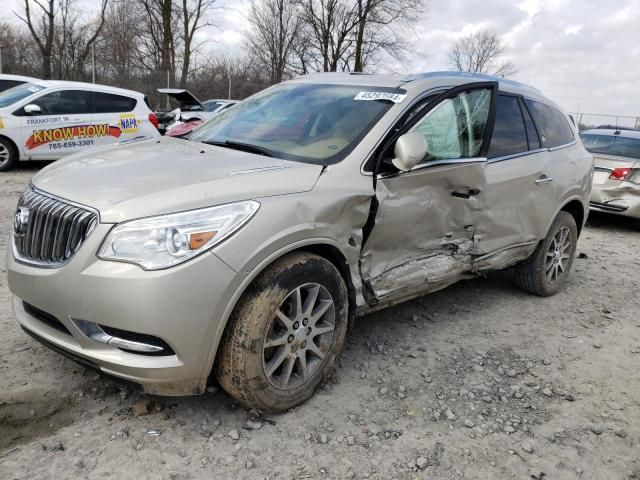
(488, 95), (528, 159)
(412, 88), (492, 162)
(93, 92), (137, 113)
(525, 100), (574, 148)
(520, 99), (541, 150)
(31, 90), (93, 115)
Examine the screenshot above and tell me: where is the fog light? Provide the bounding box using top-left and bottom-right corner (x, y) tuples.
(71, 318), (165, 353)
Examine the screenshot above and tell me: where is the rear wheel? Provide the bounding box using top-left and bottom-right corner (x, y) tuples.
(514, 211), (578, 296)
(0, 137), (18, 172)
(215, 252), (348, 412)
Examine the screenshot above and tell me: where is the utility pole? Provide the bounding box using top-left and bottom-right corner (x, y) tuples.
(228, 66), (231, 100)
(165, 70), (171, 110)
(0, 46), (3, 74)
(91, 44), (96, 83)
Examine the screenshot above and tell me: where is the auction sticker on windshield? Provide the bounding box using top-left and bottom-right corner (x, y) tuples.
(354, 91), (407, 103)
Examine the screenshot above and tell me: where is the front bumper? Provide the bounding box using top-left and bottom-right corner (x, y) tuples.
(589, 183), (640, 220)
(7, 223), (245, 395)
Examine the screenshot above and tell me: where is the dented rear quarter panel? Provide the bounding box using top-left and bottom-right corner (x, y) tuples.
(590, 154), (640, 219)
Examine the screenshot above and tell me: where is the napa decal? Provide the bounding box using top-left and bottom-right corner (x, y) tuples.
(119, 113), (139, 134)
(25, 124), (121, 150)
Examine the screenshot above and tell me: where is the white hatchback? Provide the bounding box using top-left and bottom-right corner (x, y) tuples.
(0, 80), (160, 171)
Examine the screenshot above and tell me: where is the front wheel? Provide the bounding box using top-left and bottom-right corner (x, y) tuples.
(514, 211), (578, 296)
(0, 137), (18, 172)
(215, 252), (349, 412)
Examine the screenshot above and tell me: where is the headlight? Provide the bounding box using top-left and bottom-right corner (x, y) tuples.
(98, 201), (259, 270)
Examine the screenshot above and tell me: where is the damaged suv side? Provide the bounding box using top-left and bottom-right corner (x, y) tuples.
(7, 72), (592, 412)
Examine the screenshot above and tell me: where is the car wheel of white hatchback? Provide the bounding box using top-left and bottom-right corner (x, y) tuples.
(215, 252), (348, 412)
(0, 138), (18, 172)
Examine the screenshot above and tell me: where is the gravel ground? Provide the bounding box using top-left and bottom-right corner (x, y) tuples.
(1, 164), (639, 480)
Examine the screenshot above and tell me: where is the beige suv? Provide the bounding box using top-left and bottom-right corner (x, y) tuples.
(7, 72), (592, 412)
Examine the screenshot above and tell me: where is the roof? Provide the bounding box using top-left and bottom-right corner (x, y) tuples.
(203, 99), (239, 103)
(31, 80), (146, 98)
(581, 128), (640, 139)
(0, 73), (41, 83)
(288, 70), (552, 105)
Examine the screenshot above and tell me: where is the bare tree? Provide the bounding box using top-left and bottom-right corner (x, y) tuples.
(96, 1), (145, 84)
(352, 0), (422, 72)
(246, 0), (302, 84)
(179, 0), (218, 87)
(53, 0), (108, 80)
(449, 30), (517, 77)
(298, 0), (359, 72)
(0, 22), (41, 76)
(15, 0), (108, 80)
(139, 0), (177, 85)
(15, 0), (56, 78)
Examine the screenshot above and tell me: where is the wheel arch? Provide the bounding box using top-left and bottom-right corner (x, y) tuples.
(202, 239), (357, 386)
(559, 198), (586, 237)
(0, 134), (20, 158)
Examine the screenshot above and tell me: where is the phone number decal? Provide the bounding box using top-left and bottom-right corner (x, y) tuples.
(48, 139), (95, 150)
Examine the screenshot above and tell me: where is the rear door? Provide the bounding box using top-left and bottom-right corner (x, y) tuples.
(475, 94), (548, 266)
(359, 82), (498, 303)
(91, 91), (141, 145)
(524, 99), (580, 235)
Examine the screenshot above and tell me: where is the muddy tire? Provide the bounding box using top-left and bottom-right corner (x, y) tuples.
(514, 211), (578, 296)
(0, 137), (18, 172)
(215, 252), (349, 412)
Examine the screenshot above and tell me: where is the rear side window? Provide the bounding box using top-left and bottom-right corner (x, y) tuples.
(520, 100), (541, 150)
(488, 95), (528, 159)
(525, 100), (574, 148)
(93, 92), (137, 113)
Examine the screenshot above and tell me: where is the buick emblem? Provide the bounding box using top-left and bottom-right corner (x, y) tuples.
(14, 206), (30, 236)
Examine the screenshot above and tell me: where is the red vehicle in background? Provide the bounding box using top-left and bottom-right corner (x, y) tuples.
(165, 119), (204, 138)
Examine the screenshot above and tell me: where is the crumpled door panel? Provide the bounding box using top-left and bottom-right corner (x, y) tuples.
(360, 161), (487, 301)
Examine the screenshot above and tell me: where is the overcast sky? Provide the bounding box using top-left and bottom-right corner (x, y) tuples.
(6, 0), (640, 116)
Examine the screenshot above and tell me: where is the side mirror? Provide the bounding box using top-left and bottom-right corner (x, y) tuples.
(391, 131), (428, 172)
(23, 104), (42, 115)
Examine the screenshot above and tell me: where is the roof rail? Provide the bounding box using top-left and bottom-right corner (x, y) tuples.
(403, 71), (543, 94)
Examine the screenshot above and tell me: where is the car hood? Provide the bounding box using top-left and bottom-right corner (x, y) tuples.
(32, 137), (324, 223)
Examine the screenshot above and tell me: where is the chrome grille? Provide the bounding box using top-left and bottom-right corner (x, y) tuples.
(13, 186), (98, 267)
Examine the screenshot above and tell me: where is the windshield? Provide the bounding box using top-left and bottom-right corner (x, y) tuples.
(189, 83), (400, 164)
(0, 83), (46, 108)
(581, 133), (640, 160)
(202, 100), (225, 111)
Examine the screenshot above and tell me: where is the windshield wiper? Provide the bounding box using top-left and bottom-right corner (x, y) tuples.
(203, 140), (280, 158)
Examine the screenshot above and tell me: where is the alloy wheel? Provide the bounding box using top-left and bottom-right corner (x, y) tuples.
(0, 144), (9, 167)
(545, 226), (572, 283)
(262, 283), (335, 390)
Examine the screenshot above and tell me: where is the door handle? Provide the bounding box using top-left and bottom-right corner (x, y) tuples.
(535, 175), (554, 185)
(451, 188), (480, 199)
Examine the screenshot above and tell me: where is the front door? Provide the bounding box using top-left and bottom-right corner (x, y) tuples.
(359, 82), (498, 303)
(18, 89), (95, 159)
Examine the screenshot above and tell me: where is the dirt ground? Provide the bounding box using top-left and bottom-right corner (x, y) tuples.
(1, 163), (639, 480)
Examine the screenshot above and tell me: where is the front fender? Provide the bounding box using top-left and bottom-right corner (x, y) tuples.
(200, 236), (357, 389)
